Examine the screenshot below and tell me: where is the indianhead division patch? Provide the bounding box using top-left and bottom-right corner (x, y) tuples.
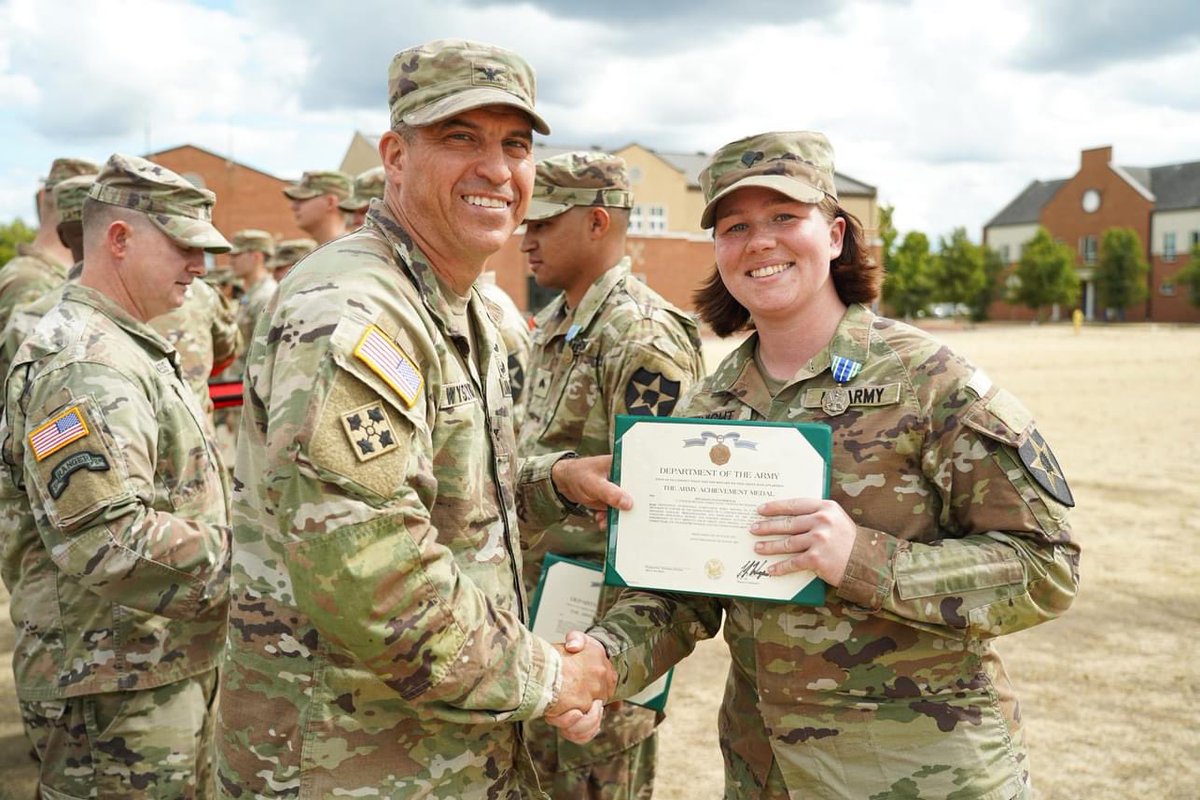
(341, 401), (400, 462)
(624, 367), (681, 417)
(29, 406), (90, 462)
(1018, 428), (1075, 507)
(354, 325), (423, 408)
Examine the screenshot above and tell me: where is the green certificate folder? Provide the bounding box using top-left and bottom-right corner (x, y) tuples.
(605, 415), (831, 605)
(530, 553), (672, 711)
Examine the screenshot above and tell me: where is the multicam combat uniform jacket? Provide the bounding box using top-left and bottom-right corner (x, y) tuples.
(0, 283), (231, 701)
(0, 244), (70, 377)
(3, 276), (240, 419)
(519, 258), (703, 783)
(591, 304), (1079, 800)
(477, 278), (531, 430)
(214, 274), (275, 382)
(215, 202), (577, 799)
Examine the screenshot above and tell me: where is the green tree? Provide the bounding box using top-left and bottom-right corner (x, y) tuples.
(932, 227), (987, 318)
(1095, 227), (1148, 321)
(883, 231), (935, 319)
(968, 246), (1006, 322)
(878, 204), (898, 273)
(1012, 227), (1079, 321)
(0, 219), (36, 267)
(1176, 243), (1200, 307)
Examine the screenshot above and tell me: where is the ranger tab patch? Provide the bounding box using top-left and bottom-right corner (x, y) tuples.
(625, 367), (681, 417)
(341, 402), (399, 462)
(1018, 428), (1075, 507)
(354, 325), (423, 408)
(29, 406), (89, 461)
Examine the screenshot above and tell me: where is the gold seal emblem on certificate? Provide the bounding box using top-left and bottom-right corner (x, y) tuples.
(705, 559), (725, 579)
(822, 387), (850, 415)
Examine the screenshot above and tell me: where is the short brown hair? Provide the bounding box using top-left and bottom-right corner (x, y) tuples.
(694, 198), (881, 337)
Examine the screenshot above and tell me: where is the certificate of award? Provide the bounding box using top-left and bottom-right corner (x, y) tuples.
(529, 554), (672, 711)
(606, 416), (831, 604)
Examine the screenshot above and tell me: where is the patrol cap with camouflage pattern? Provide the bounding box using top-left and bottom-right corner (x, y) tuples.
(338, 166), (386, 212)
(283, 170), (353, 201)
(699, 131), (838, 229)
(388, 38), (550, 135)
(89, 153), (231, 253)
(268, 237), (317, 269)
(45, 157), (100, 190)
(229, 229), (275, 256)
(53, 174), (97, 224)
(524, 151), (634, 222)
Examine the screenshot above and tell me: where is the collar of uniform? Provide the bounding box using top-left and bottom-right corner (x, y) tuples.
(364, 200), (467, 340)
(61, 283), (176, 358)
(548, 256), (631, 342)
(821, 303), (874, 381)
(703, 331), (767, 417)
(15, 242), (69, 278)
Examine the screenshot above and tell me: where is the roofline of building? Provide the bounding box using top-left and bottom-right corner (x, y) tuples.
(1111, 163), (1156, 202)
(142, 143), (288, 183)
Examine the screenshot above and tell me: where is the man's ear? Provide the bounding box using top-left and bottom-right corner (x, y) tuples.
(107, 219), (132, 259)
(380, 130), (405, 183)
(589, 207), (611, 239)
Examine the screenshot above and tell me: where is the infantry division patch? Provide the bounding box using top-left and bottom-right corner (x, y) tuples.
(1018, 428), (1075, 507)
(624, 367), (681, 417)
(354, 325), (423, 408)
(341, 402), (399, 462)
(29, 406), (89, 461)
(507, 353), (525, 401)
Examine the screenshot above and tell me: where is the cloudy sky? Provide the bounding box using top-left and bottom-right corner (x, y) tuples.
(2, 0), (1198, 243)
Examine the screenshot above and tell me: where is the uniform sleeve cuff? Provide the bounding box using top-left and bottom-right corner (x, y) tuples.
(835, 526), (902, 611)
(515, 451), (575, 528)
(525, 634), (562, 719)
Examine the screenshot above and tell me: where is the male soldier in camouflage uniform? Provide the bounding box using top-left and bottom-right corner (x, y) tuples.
(584, 131), (1080, 799)
(3, 175), (240, 421)
(214, 39), (631, 799)
(268, 236), (317, 282)
(0, 153), (233, 798)
(284, 169), (352, 245)
(518, 151), (704, 799)
(339, 165), (387, 229)
(0, 157), (98, 337)
(476, 269), (532, 428)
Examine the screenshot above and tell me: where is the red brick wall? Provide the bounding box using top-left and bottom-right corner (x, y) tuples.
(1038, 146), (1155, 320)
(1149, 256), (1200, 322)
(147, 145), (306, 264)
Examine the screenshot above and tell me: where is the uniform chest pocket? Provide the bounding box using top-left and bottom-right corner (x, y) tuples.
(159, 381), (222, 512)
(529, 340), (600, 444)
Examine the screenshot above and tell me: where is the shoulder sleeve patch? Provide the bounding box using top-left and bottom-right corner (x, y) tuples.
(353, 325), (423, 408)
(29, 405), (89, 461)
(1018, 428), (1075, 508)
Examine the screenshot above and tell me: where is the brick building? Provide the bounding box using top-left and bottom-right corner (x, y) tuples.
(145, 144), (306, 262)
(984, 145), (1200, 323)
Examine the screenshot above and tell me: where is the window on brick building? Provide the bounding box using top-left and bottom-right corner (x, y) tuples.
(1164, 232), (1177, 262)
(1160, 282), (1177, 296)
(1080, 235), (1097, 265)
(647, 205), (667, 234)
(629, 204), (667, 236)
(1000, 244), (1011, 263)
(1191, 231), (1199, 248)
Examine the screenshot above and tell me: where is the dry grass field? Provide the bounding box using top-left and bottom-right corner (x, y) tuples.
(2, 322), (1198, 798)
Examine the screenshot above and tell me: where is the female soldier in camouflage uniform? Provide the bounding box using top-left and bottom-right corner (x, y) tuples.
(588, 131), (1080, 799)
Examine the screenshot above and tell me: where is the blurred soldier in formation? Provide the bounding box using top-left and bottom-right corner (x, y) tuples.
(213, 38), (626, 798)
(517, 151), (705, 799)
(338, 165), (386, 229)
(0, 157), (98, 335)
(283, 169), (352, 245)
(0, 153), (233, 798)
(268, 236), (317, 282)
(476, 269), (532, 428)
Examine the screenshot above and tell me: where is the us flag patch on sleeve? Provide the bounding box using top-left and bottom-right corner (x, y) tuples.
(353, 325), (423, 408)
(29, 406), (89, 461)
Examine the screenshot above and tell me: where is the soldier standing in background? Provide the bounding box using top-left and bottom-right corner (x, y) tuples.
(283, 169), (352, 245)
(0, 153), (233, 798)
(268, 236), (317, 282)
(338, 165), (386, 229)
(518, 151), (704, 799)
(214, 38), (629, 799)
(0, 157), (98, 335)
